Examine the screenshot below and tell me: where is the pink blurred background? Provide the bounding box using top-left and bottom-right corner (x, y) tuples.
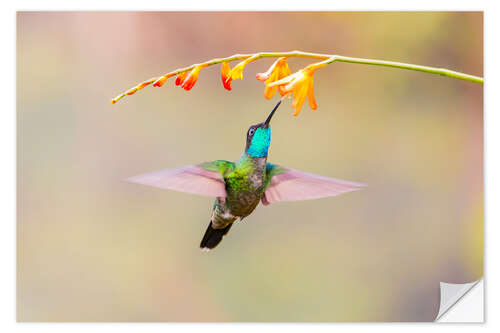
(17, 12), (483, 321)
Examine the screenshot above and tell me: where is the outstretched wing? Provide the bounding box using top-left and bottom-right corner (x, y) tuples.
(126, 160), (234, 198)
(262, 164), (366, 205)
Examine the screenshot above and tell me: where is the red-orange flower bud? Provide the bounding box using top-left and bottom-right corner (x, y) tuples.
(181, 66), (202, 91)
(221, 62), (232, 91)
(153, 73), (174, 87)
(175, 71), (188, 86)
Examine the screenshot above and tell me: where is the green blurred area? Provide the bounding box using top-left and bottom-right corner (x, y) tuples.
(17, 12), (483, 322)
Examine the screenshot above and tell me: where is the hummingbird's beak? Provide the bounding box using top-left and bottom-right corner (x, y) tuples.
(264, 100), (281, 127)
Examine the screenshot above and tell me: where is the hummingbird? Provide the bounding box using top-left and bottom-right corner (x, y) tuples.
(127, 100), (365, 250)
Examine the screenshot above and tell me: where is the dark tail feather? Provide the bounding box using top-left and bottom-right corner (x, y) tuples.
(200, 221), (233, 250)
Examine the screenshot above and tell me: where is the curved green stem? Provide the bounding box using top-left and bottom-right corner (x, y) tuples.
(328, 55), (483, 83)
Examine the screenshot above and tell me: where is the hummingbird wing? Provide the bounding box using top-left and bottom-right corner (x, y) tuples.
(262, 163), (366, 205)
(126, 160), (234, 198)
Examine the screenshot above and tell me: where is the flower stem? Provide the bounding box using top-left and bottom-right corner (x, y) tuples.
(111, 50), (483, 104)
(329, 55), (483, 83)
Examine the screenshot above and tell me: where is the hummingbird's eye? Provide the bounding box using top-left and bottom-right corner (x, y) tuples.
(249, 128), (255, 136)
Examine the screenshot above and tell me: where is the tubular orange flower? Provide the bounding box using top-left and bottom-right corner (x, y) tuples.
(221, 62), (232, 90)
(267, 66), (319, 116)
(175, 71), (188, 86)
(256, 57), (291, 99)
(181, 65), (202, 91)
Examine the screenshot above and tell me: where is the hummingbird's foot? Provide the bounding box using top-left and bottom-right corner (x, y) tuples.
(201, 247), (211, 252)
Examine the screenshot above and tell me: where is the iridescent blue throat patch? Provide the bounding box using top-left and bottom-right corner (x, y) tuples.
(248, 127), (271, 157)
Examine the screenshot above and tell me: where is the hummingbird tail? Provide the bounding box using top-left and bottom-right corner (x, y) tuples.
(200, 221), (233, 250)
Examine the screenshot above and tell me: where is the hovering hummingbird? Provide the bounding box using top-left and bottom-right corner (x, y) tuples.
(128, 100), (365, 250)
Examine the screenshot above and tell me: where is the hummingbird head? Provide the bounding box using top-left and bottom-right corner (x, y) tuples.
(245, 100), (281, 158)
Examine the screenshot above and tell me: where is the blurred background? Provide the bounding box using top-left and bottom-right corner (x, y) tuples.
(17, 12), (483, 322)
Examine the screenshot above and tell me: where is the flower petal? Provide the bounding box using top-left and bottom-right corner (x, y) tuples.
(153, 73), (174, 87)
(278, 85), (289, 96)
(291, 85), (308, 116)
(256, 72), (269, 81)
(229, 56), (258, 81)
(307, 79), (317, 110)
(153, 76), (167, 87)
(175, 72), (188, 86)
(259, 71), (278, 99)
(277, 59), (291, 79)
(263, 86), (278, 100)
(256, 57), (286, 82)
(267, 71), (300, 88)
(221, 62), (232, 90)
(229, 60), (247, 80)
(181, 66), (202, 91)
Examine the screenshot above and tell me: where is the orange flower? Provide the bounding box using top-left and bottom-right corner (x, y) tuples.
(256, 57), (291, 99)
(267, 66), (318, 116)
(175, 71), (188, 86)
(221, 62), (232, 90)
(181, 66), (202, 91)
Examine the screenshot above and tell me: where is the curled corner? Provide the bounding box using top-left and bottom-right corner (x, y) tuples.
(435, 279), (483, 321)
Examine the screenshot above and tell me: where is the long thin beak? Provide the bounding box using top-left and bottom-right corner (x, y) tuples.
(264, 100), (282, 126)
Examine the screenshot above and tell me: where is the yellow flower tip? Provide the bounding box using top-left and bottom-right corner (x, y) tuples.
(111, 99), (117, 105)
